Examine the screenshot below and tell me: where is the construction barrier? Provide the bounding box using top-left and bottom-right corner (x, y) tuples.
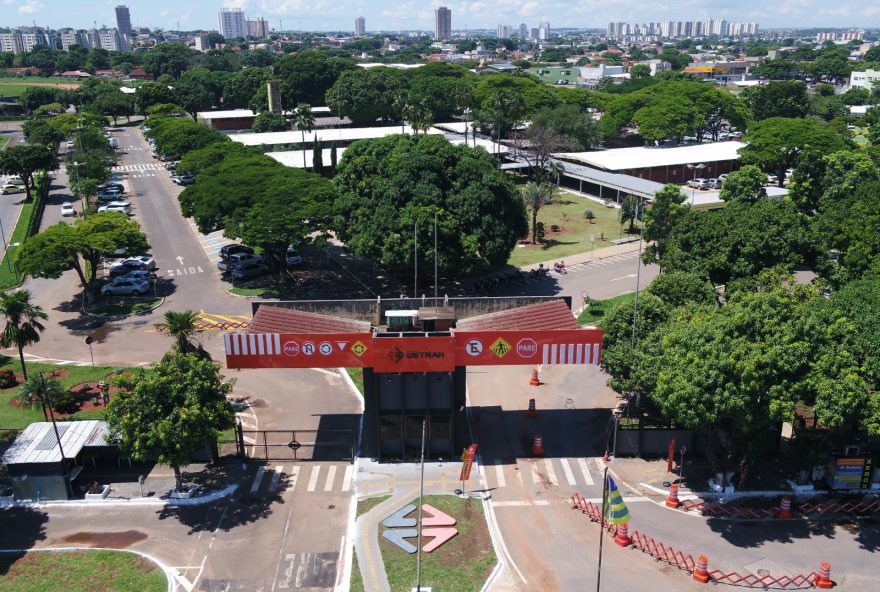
(532, 434), (544, 456)
(529, 368), (541, 386)
(798, 497), (880, 517)
(194, 320), (250, 331)
(665, 484), (680, 508)
(816, 562), (832, 589)
(570, 492), (824, 589)
(527, 398), (537, 417)
(613, 521), (631, 547)
(680, 495), (880, 519)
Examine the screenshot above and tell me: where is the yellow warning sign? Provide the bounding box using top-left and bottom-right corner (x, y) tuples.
(489, 337), (511, 358)
(351, 341), (368, 357)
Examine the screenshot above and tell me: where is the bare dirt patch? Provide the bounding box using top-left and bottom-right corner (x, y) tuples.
(62, 530), (148, 548)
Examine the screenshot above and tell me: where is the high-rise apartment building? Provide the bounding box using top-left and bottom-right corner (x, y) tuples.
(98, 28), (125, 51)
(219, 7), (247, 40)
(538, 21), (550, 40)
(355, 16), (365, 36)
(246, 17), (269, 38)
(60, 30), (88, 51)
(115, 5), (132, 36)
(519, 23), (528, 38)
(434, 6), (451, 41)
(497, 24), (512, 38)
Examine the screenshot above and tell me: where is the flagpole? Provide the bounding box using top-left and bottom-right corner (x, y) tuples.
(596, 464), (609, 592)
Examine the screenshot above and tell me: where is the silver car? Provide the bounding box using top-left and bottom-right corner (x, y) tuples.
(100, 277), (150, 296)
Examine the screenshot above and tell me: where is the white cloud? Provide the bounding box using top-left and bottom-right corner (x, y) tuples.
(3, 0), (14, 5)
(18, 0), (43, 14)
(818, 5), (851, 16)
(862, 5), (880, 16)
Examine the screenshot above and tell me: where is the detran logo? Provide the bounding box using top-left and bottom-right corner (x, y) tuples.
(282, 341), (301, 356)
(516, 338), (538, 358)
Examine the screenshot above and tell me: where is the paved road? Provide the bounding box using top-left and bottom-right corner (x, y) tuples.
(0, 125), (27, 278)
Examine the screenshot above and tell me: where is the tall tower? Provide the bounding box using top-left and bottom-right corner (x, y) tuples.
(434, 6), (452, 41)
(267, 79), (282, 114)
(219, 7), (247, 39)
(115, 5), (132, 36)
(355, 16), (365, 36)
(538, 21), (550, 40)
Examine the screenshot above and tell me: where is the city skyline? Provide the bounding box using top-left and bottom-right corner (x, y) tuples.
(0, 0), (877, 32)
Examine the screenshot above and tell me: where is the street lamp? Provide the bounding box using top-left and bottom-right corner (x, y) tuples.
(686, 163), (707, 206)
(69, 161), (83, 214)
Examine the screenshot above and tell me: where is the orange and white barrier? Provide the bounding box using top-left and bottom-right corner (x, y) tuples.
(665, 484), (681, 509)
(816, 562), (832, 589)
(527, 398), (537, 417)
(529, 368), (541, 386)
(778, 495), (792, 520)
(614, 521), (632, 547)
(532, 434), (544, 456)
(692, 555), (710, 583)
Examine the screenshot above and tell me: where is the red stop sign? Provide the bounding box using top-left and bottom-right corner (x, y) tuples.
(517, 338), (538, 358)
(282, 341), (300, 356)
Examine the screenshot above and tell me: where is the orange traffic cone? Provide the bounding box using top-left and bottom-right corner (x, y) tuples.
(529, 368), (541, 386)
(527, 398), (537, 417)
(665, 484), (680, 509)
(692, 555), (710, 584)
(532, 434), (544, 456)
(778, 495), (792, 520)
(613, 522), (632, 547)
(816, 562), (833, 589)
(603, 449), (610, 464)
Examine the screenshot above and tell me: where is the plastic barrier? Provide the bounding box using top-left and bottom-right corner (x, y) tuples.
(527, 398), (537, 417)
(529, 368), (541, 386)
(195, 321), (250, 331)
(532, 434), (544, 456)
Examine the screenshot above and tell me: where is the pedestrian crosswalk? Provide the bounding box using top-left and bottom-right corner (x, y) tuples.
(112, 163), (164, 172)
(555, 252), (640, 276)
(483, 457), (601, 491)
(248, 463), (354, 496)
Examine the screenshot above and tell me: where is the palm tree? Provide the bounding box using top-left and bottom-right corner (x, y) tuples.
(0, 290), (47, 381)
(156, 310), (203, 356)
(406, 101), (433, 136)
(392, 92), (409, 133)
(545, 160), (566, 188)
(454, 86), (472, 146)
(291, 103), (315, 170)
(619, 195), (642, 233)
(522, 182), (553, 245)
(16, 373), (63, 421)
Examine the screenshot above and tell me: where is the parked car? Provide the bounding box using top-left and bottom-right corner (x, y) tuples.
(285, 246), (303, 267)
(231, 263), (269, 281)
(172, 173), (195, 185)
(3, 176), (24, 187)
(101, 277), (150, 296)
(164, 161), (179, 170)
(218, 252), (263, 274)
(687, 178), (709, 189)
(61, 202), (76, 217)
(1, 183), (24, 195)
(99, 182), (125, 193)
(98, 202), (133, 215)
(707, 178), (722, 189)
(219, 244), (255, 260)
(766, 174), (779, 185)
(109, 256), (156, 276)
(118, 270), (155, 285)
(97, 187), (124, 200)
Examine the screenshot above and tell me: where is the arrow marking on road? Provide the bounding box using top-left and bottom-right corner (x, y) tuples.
(382, 504), (417, 528)
(176, 255), (184, 265)
(421, 504), (456, 526)
(421, 527), (459, 552)
(382, 528), (418, 554)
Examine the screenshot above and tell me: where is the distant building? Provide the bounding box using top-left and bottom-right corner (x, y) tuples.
(539, 21), (550, 40)
(434, 6), (452, 41)
(529, 27), (539, 40)
(115, 5), (133, 36)
(355, 16), (365, 37)
(850, 69), (879, 91)
(98, 29), (126, 51)
(193, 34), (210, 52)
(246, 17), (269, 38)
(497, 24), (512, 39)
(519, 23), (528, 39)
(219, 7), (247, 40)
(60, 29), (89, 51)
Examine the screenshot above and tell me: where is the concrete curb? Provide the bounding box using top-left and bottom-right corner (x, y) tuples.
(1, 483), (238, 509)
(82, 295), (166, 318)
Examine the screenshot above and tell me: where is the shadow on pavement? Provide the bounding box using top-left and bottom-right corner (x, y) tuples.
(469, 406), (614, 463)
(706, 516), (838, 548)
(0, 506), (49, 575)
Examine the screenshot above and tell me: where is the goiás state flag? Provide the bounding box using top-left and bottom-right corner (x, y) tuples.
(603, 475), (631, 525)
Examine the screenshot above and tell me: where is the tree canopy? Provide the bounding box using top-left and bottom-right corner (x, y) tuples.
(333, 134), (528, 276)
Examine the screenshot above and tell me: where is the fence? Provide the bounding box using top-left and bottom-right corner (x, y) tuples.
(237, 428), (355, 462)
(570, 493), (823, 589)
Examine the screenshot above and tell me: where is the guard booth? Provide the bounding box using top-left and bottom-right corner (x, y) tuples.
(225, 299), (603, 462)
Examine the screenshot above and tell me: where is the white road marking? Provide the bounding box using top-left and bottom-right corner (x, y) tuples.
(578, 458), (595, 486)
(560, 458), (577, 486)
(306, 465), (321, 492)
(529, 461), (541, 485)
(610, 273), (638, 282)
(242, 435), (255, 444)
(250, 466), (266, 493)
(515, 462), (524, 487)
(342, 465), (353, 491)
(324, 465), (337, 491)
(288, 465), (301, 491)
(544, 458), (558, 487)
(269, 465), (284, 492)
(493, 496), (650, 507)
(494, 460), (506, 488)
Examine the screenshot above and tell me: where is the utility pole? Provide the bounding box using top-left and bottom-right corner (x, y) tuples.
(433, 213), (438, 303)
(413, 222), (418, 299)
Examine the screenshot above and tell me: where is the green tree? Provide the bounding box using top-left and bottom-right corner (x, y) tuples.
(222, 67), (271, 109)
(274, 51), (358, 107)
(619, 195), (641, 232)
(630, 64), (651, 79)
(134, 82), (176, 115)
(252, 111), (287, 133)
(325, 67), (407, 125)
(174, 77), (214, 120)
(15, 373), (61, 421)
(522, 182), (552, 244)
(16, 214), (150, 301)
(718, 165), (768, 203)
(290, 103), (316, 170)
(0, 145), (57, 200)
(333, 134), (528, 276)
(740, 81), (810, 120)
(142, 43), (196, 79)
(105, 353), (235, 491)
(738, 117), (848, 186)
(145, 116), (227, 159)
(155, 310), (207, 358)
(21, 119), (64, 148)
(312, 139), (324, 176)
(530, 103), (600, 150)
(0, 290), (47, 382)
(642, 184), (688, 267)
(645, 270), (716, 308)
(90, 91), (134, 125)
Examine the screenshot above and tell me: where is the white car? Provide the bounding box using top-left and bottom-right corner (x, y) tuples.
(108, 256), (157, 277)
(98, 201), (133, 215)
(61, 202), (75, 217)
(1, 183), (24, 195)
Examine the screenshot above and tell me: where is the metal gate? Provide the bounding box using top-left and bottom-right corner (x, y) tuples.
(233, 426), (356, 462)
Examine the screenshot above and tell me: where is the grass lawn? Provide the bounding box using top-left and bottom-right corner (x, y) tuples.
(577, 292), (636, 325)
(0, 197), (33, 290)
(0, 549), (166, 592)
(0, 355), (123, 429)
(507, 190), (640, 268)
(350, 550), (365, 592)
(356, 494), (391, 518)
(228, 286), (281, 298)
(86, 297), (162, 316)
(345, 368), (364, 394)
(0, 136), (8, 149)
(380, 495), (495, 592)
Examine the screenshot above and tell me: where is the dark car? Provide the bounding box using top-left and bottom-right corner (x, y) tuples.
(231, 263), (269, 281)
(219, 244), (255, 260)
(99, 182), (125, 193)
(218, 252), (263, 274)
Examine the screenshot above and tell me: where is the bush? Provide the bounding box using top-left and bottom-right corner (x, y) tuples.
(0, 369), (17, 389)
(535, 221), (546, 242)
(550, 224), (560, 232)
(51, 388), (80, 413)
(584, 209), (595, 222)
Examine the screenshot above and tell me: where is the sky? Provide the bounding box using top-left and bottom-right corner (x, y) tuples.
(2, 0), (879, 33)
